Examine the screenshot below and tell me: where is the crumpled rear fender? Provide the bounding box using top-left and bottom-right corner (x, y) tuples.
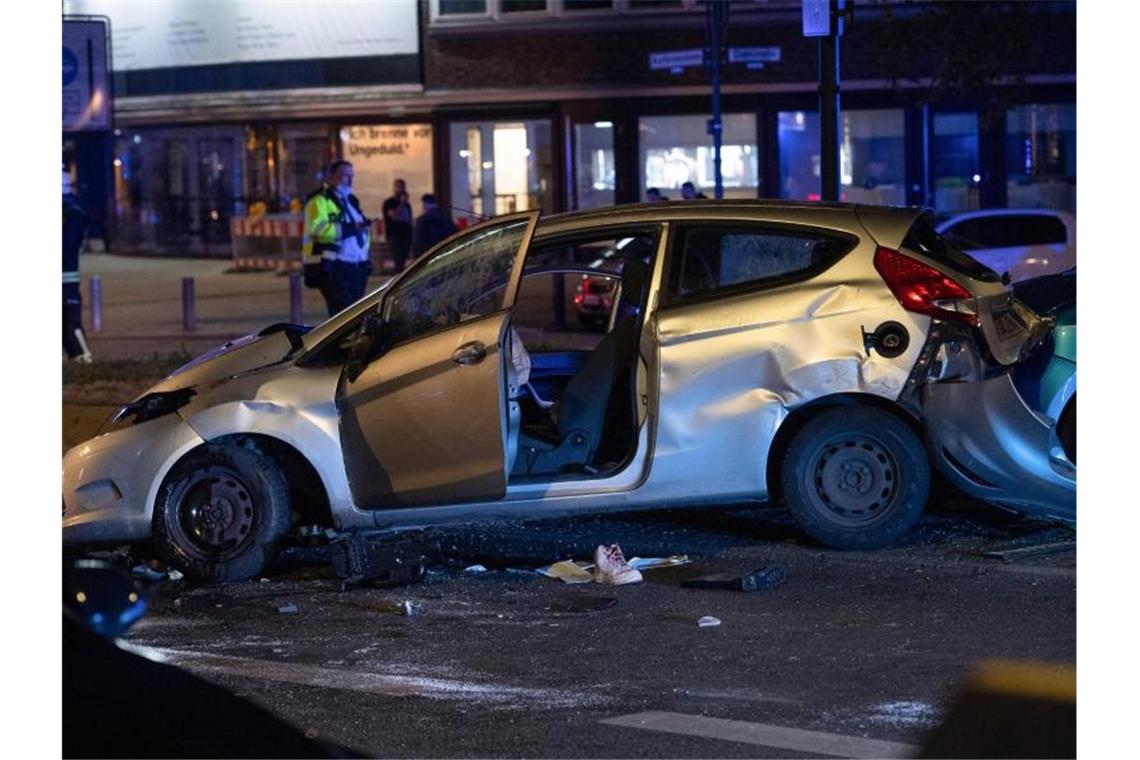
(923, 373), (1075, 520)
(650, 257), (928, 502)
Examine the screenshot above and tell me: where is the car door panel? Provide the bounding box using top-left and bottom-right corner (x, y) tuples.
(335, 210), (539, 509)
(338, 312), (510, 508)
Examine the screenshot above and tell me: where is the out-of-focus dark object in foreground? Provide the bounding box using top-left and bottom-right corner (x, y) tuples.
(918, 660), (1075, 759)
(63, 559), (148, 637)
(63, 561), (359, 758)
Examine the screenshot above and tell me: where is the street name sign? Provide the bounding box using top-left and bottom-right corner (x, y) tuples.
(649, 48), (705, 73)
(728, 47), (781, 64)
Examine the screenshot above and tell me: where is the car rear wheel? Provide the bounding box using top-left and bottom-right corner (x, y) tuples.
(781, 406), (930, 550)
(152, 439), (291, 582)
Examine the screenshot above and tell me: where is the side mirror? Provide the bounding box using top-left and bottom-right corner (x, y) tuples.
(345, 312), (383, 383)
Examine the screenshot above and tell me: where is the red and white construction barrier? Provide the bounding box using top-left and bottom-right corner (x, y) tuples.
(229, 214), (387, 272)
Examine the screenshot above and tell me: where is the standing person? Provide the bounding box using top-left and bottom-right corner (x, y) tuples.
(646, 187), (669, 202)
(63, 171), (93, 363)
(301, 160), (372, 316)
(382, 178), (413, 272)
(411, 193), (458, 260)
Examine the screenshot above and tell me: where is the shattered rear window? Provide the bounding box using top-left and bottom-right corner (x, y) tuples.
(903, 215), (1002, 283)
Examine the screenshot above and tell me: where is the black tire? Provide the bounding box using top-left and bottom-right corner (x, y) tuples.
(152, 439), (291, 582)
(781, 406), (930, 550)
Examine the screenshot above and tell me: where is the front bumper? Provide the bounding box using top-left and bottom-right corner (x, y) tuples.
(63, 414), (205, 545)
(923, 373), (1075, 520)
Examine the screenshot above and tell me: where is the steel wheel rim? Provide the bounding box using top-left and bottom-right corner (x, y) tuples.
(808, 434), (900, 528)
(168, 466), (257, 560)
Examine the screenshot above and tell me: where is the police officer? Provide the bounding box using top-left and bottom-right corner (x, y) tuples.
(301, 160), (372, 316)
(63, 171), (93, 363)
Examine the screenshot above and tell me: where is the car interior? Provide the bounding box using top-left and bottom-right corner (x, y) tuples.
(506, 234), (657, 481)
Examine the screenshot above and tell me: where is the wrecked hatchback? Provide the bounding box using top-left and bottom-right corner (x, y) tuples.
(63, 201), (1068, 580)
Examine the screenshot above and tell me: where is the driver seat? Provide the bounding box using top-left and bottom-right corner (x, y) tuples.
(512, 258), (650, 476)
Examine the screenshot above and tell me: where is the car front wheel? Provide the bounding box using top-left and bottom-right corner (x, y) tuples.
(781, 406), (930, 550)
(152, 439), (291, 582)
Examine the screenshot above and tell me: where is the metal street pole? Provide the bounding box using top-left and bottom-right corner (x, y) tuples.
(705, 1), (729, 199)
(819, 19), (841, 202)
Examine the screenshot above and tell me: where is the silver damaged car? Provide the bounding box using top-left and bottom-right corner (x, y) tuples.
(62, 202), (1068, 580)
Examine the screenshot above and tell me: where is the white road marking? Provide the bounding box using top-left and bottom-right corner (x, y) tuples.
(147, 647), (602, 709)
(601, 711), (920, 759)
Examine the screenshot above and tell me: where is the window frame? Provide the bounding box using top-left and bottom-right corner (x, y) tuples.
(429, 0), (699, 25)
(378, 210), (539, 351)
(660, 221), (858, 309)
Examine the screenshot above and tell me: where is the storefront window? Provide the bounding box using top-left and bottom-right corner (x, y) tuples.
(1006, 103), (1075, 213)
(564, 0), (614, 9)
(110, 126), (243, 255)
(448, 120), (553, 226)
(277, 125), (331, 214)
(778, 109), (905, 205)
(932, 112), (980, 213)
(639, 114), (758, 200)
(501, 0), (547, 10)
(438, 0), (488, 15)
(574, 122), (615, 209)
(339, 124), (434, 218)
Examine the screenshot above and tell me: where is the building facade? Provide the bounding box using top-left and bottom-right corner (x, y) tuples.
(63, 0), (1076, 257)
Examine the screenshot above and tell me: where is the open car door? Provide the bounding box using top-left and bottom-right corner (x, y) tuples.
(337, 211), (539, 508)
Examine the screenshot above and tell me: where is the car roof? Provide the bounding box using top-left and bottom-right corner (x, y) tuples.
(533, 199), (921, 240)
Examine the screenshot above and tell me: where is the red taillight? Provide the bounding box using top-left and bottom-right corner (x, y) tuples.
(873, 247), (978, 326)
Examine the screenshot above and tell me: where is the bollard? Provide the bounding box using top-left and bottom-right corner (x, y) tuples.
(89, 275), (102, 333)
(289, 271), (302, 324)
(182, 277), (196, 332)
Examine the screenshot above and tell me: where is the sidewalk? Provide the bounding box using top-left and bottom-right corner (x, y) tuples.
(76, 254), (389, 360)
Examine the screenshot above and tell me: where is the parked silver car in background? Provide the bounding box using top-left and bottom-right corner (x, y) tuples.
(63, 201), (1066, 581)
(936, 208), (1076, 283)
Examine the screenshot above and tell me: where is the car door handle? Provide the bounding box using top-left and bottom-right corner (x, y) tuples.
(453, 341), (487, 365)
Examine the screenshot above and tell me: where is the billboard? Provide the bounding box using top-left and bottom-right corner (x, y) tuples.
(63, 18), (112, 131)
(61, 0), (418, 71)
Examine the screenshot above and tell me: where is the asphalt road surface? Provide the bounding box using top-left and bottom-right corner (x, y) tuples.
(92, 490), (1076, 759)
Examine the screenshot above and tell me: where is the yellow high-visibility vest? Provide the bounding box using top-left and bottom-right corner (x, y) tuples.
(301, 189), (345, 265)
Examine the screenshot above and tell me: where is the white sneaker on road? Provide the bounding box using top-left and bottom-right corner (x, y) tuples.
(593, 544), (643, 586)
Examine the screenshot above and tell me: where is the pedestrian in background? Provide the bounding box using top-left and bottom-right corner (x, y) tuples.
(63, 170), (93, 363)
(301, 160), (372, 316)
(382, 178), (413, 273)
(681, 181), (707, 200)
(412, 193), (458, 260)
(646, 187), (669, 202)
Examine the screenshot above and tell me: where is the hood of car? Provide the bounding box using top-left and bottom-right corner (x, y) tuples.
(144, 328), (299, 396)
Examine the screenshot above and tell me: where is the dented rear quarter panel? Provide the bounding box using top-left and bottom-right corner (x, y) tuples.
(648, 223), (929, 502)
